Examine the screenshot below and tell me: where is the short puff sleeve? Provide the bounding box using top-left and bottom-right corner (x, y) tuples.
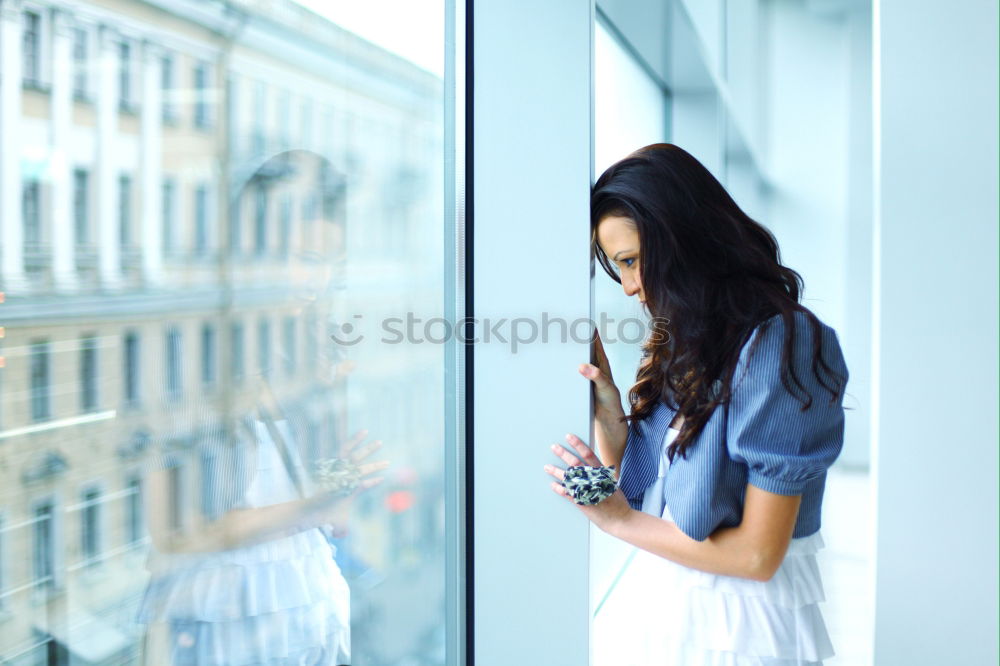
(726, 313), (849, 496)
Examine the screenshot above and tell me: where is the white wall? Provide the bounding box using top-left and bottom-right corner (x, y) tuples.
(872, 0), (999, 662)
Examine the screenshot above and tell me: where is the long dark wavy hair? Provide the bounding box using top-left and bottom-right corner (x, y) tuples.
(592, 143), (847, 462)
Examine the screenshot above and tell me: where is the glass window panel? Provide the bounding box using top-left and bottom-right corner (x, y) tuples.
(124, 330), (141, 405)
(194, 61), (210, 129)
(162, 177), (176, 254)
(194, 183), (209, 254)
(80, 488), (101, 566)
(591, 17), (669, 666)
(118, 173), (131, 247)
(1, 3), (454, 663)
(162, 54), (175, 122)
(23, 181), (41, 268)
(81, 335), (99, 412)
(22, 11), (40, 85)
(231, 321), (245, 383)
(119, 40), (131, 107)
(33, 501), (55, 589)
(74, 169), (89, 244)
(126, 476), (143, 545)
(73, 27), (88, 97)
(201, 323), (217, 388)
(165, 327), (182, 399)
(30, 339), (51, 421)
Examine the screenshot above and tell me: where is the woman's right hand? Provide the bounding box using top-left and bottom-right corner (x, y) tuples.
(578, 328), (629, 473)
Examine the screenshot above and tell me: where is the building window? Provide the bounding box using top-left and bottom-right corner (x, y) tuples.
(162, 178), (176, 254)
(119, 174), (132, 248)
(282, 316), (296, 376)
(74, 169), (89, 245)
(30, 340), (50, 422)
(252, 81), (266, 154)
(125, 476), (143, 544)
(200, 452), (217, 520)
(22, 11), (41, 86)
(254, 186), (268, 255)
(80, 488), (101, 567)
(80, 335), (98, 412)
(193, 61), (210, 129)
(279, 194), (292, 256)
(23, 180), (41, 250)
(194, 184), (209, 254)
(161, 54), (176, 122)
(278, 91), (290, 149)
(32, 501), (55, 589)
(230, 322), (244, 383)
(123, 331), (140, 405)
(165, 327), (182, 399)
(73, 27), (88, 98)
(119, 40), (131, 107)
(201, 324), (216, 388)
(168, 464), (183, 531)
(229, 194), (242, 254)
(305, 310), (317, 370)
(258, 318), (271, 378)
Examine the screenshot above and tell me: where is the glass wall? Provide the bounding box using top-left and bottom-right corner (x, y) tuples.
(0, 1), (453, 664)
(590, 15), (668, 666)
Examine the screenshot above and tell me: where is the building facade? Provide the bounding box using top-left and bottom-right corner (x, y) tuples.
(0, 0), (444, 662)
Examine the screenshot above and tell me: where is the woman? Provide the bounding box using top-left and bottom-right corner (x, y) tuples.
(545, 143), (849, 665)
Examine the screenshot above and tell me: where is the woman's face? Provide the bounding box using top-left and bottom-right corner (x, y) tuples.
(597, 215), (645, 304)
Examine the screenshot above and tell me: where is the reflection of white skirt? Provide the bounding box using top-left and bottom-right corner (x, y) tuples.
(622, 521), (834, 666)
(137, 529), (350, 665)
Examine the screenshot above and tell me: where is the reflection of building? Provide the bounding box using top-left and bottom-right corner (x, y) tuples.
(0, 0), (442, 662)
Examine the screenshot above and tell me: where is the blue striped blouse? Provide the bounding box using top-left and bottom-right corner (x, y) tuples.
(617, 310), (849, 541)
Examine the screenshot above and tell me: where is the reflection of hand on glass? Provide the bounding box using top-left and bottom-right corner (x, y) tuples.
(311, 428), (390, 538)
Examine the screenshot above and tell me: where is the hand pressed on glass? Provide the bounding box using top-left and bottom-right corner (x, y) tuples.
(314, 428), (388, 498)
(310, 428), (389, 538)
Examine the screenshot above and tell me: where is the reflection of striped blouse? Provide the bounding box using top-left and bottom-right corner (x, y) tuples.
(145, 414), (308, 523)
(618, 310), (849, 542)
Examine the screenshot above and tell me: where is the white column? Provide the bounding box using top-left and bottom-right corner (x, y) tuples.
(95, 24), (121, 288)
(50, 7), (76, 290)
(873, 0), (998, 663)
(472, 0), (591, 663)
(139, 39), (163, 284)
(0, 0), (25, 290)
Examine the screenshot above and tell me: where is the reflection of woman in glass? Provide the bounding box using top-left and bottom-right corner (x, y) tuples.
(137, 149), (382, 666)
(546, 144), (849, 664)
(139, 400), (384, 665)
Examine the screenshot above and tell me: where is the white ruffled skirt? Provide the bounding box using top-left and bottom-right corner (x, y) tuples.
(137, 528), (350, 665)
(619, 525), (833, 665)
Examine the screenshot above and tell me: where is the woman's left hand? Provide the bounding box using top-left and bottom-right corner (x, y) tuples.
(544, 433), (634, 533)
